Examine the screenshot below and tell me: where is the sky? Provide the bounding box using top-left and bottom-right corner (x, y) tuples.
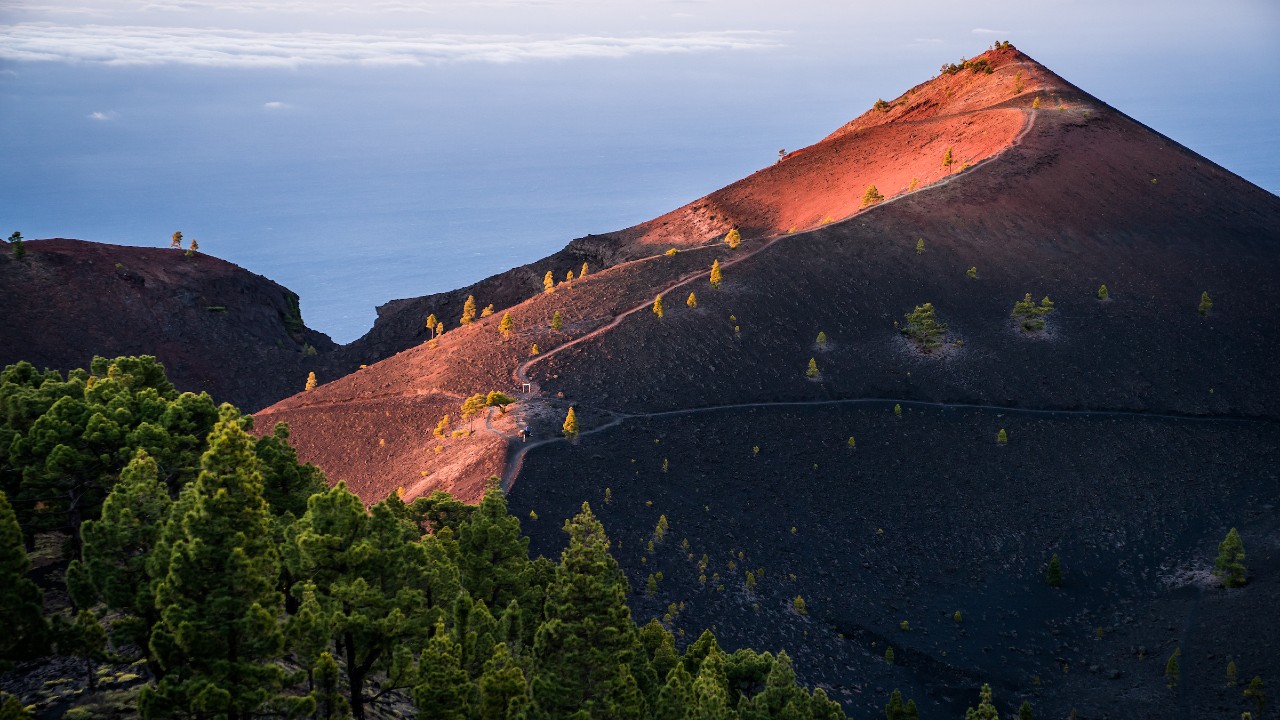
(2, 0), (1277, 342)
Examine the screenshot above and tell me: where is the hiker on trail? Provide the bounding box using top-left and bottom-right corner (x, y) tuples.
(521, 425), (531, 442)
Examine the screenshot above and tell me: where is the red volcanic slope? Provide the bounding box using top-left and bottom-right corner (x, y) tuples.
(256, 46), (1280, 505)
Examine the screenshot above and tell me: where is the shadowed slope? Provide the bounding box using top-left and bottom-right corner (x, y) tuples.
(0, 239), (334, 410)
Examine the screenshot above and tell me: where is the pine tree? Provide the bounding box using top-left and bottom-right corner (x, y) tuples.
(170, 231), (183, 249)
(499, 312), (514, 339)
(475, 643), (530, 720)
(709, 260), (722, 289)
(816, 331), (828, 348)
(997, 428), (1008, 445)
(901, 303), (947, 350)
(462, 393), (487, 431)
(725, 228), (741, 249)
(1227, 660), (1238, 687)
(967, 266), (978, 279)
(943, 146), (954, 172)
(185, 237), (198, 257)
(427, 313), (439, 336)
(654, 662), (694, 720)
(292, 485), (453, 719)
(254, 422), (327, 520)
(884, 646), (894, 664)
(686, 293), (697, 309)
(1244, 676), (1266, 714)
(54, 609), (110, 690)
(915, 238), (925, 254)
(141, 405), (303, 720)
(964, 683), (998, 720)
(70, 451), (171, 652)
(566, 270), (575, 283)
(0, 490), (47, 669)
(311, 651), (350, 720)
(1046, 553), (1062, 587)
(562, 407), (579, 439)
(863, 185), (884, 206)
(1165, 647), (1181, 689)
(1199, 291), (1213, 316)
(806, 358), (819, 380)
(1097, 284), (1109, 300)
(532, 502), (644, 719)
(1213, 527), (1246, 587)
(306, 371), (318, 391)
(1012, 292), (1054, 331)
(1019, 699), (1034, 720)
(581, 262), (589, 279)
(457, 479), (534, 611)
(9, 232), (25, 260)
(461, 295), (478, 325)
(414, 628), (470, 720)
(481, 304), (494, 318)
(652, 296), (664, 319)
(544, 271), (555, 294)
(530, 344), (540, 356)
(551, 310), (564, 331)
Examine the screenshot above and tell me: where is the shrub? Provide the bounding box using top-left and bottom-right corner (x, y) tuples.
(899, 620), (910, 631)
(1046, 553), (1062, 587)
(480, 304), (494, 318)
(1213, 528), (1246, 587)
(901, 303), (947, 351)
(874, 99), (891, 112)
(304, 372), (317, 391)
(1012, 293), (1055, 331)
(665, 248), (678, 257)
(433, 415), (450, 438)
(652, 296), (664, 319)
(863, 185), (884, 206)
(1199, 291), (1213, 316)
(686, 292), (697, 309)
(1097, 284), (1109, 300)
(805, 358), (819, 379)
(792, 596), (807, 615)
(967, 266), (978, 279)
(1165, 648), (1180, 689)
(725, 228), (741, 249)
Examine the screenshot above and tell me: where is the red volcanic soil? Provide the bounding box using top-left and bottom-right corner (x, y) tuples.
(0, 239), (334, 411)
(253, 44), (1280, 506)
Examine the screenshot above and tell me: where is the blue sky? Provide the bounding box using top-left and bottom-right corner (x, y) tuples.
(2, 0), (1277, 342)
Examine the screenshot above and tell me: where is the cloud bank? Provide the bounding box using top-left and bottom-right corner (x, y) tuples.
(0, 23), (779, 68)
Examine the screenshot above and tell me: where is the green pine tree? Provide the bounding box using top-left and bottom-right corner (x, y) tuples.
(141, 405), (306, 720)
(964, 683), (998, 720)
(531, 502), (645, 719)
(806, 358), (820, 379)
(1046, 553), (1062, 587)
(0, 490), (47, 669)
(552, 311), (564, 331)
(414, 627), (471, 720)
(1097, 284), (1109, 300)
(1213, 527), (1246, 587)
(1165, 647), (1181, 689)
(457, 478), (534, 611)
(1198, 291), (1213, 316)
(1244, 676), (1266, 714)
(1019, 700), (1034, 720)
(9, 232), (26, 260)
(915, 238), (924, 254)
(863, 185), (885, 206)
(70, 451), (171, 653)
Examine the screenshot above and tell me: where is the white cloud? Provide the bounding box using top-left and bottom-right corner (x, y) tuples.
(0, 23), (780, 68)
(263, 100), (290, 110)
(87, 110), (117, 120)
(971, 28), (1010, 35)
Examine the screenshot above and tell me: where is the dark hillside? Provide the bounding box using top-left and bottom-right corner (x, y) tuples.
(531, 103), (1280, 417)
(0, 239), (334, 411)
